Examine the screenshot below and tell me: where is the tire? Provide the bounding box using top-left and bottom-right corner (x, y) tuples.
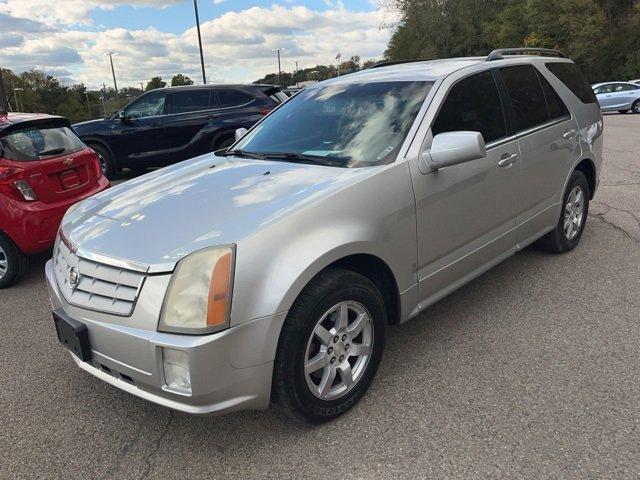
(0, 231), (29, 289)
(273, 268), (387, 424)
(88, 143), (117, 180)
(535, 170), (590, 253)
(632, 100), (640, 114)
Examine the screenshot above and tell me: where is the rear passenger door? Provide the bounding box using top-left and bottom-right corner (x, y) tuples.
(161, 89), (221, 164)
(498, 64), (580, 245)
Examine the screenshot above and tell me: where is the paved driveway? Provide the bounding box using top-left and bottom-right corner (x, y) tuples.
(1, 114), (639, 479)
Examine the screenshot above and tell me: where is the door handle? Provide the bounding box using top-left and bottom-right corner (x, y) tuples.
(498, 153), (518, 168)
(563, 129), (576, 140)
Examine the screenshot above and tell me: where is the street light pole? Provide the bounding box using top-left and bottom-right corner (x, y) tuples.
(13, 88), (24, 111)
(273, 48), (284, 85)
(193, 0), (207, 84)
(139, 82), (145, 91)
(105, 52), (118, 96)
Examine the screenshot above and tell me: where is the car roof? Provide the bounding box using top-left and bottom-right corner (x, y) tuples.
(152, 83), (262, 92)
(592, 81), (639, 87)
(0, 112), (70, 135)
(314, 56), (574, 85)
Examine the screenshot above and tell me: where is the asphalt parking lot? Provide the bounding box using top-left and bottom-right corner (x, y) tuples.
(1, 114), (639, 479)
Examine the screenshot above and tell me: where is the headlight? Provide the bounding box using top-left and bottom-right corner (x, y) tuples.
(159, 245), (235, 334)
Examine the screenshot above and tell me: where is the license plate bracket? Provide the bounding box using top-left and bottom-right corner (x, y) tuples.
(59, 168), (81, 189)
(53, 311), (92, 362)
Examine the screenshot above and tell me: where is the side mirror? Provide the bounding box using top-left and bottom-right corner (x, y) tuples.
(420, 131), (486, 172)
(235, 127), (248, 142)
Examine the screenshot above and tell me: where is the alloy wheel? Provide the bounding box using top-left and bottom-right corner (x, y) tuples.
(634, 101), (640, 114)
(0, 244), (7, 279)
(97, 153), (107, 173)
(564, 185), (585, 241)
(304, 301), (374, 400)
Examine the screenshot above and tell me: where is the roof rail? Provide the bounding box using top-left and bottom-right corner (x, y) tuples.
(367, 59), (430, 69)
(486, 48), (564, 61)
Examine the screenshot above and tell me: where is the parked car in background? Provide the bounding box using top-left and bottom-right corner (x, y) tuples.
(592, 81), (640, 113)
(0, 113), (109, 288)
(72, 84), (284, 179)
(629, 79), (640, 85)
(48, 49), (601, 423)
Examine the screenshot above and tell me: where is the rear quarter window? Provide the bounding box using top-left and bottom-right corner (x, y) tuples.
(0, 125), (85, 162)
(545, 62), (597, 104)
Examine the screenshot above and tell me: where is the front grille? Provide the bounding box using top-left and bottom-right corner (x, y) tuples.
(53, 238), (145, 316)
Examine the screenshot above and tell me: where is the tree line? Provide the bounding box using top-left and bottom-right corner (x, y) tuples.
(383, 0), (640, 82)
(0, 70), (196, 123)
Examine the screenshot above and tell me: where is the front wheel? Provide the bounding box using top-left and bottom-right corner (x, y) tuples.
(535, 170), (590, 253)
(273, 268), (387, 424)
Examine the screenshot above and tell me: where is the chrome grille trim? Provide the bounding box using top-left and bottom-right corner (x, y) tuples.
(53, 237), (146, 316)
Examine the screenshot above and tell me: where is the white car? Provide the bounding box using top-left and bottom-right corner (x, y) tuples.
(592, 81), (640, 113)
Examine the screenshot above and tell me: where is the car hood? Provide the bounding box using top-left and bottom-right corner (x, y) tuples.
(72, 118), (111, 133)
(61, 154), (374, 272)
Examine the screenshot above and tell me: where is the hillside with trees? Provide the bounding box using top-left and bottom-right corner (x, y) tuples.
(383, 0), (640, 82)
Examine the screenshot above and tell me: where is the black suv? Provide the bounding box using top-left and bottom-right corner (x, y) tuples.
(73, 84), (283, 178)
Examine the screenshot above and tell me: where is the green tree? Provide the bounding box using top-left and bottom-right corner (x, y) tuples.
(145, 76), (167, 91)
(171, 74), (194, 86)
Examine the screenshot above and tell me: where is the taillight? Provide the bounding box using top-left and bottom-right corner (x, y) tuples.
(0, 166), (37, 202)
(259, 107), (273, 116)
(88, 149), (103, 178)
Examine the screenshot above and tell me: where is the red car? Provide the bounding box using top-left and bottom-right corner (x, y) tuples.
(0, 112), (109, 288)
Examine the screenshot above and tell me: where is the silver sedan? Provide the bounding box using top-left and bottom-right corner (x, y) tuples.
(592, 81), (640, 113)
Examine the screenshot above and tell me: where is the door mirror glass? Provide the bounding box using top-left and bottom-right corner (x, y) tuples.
(422, 131), (486, 171)
(235, 127), (248, 142)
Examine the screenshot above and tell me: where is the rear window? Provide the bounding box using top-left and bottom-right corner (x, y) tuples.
(499, 65), (548, 132)
(218, 90), (254, 108)
(535, 69), (570, 120)
(0, 125), (85, 162)
(167, 90), (214, 114)
(545, 62), (597, 104)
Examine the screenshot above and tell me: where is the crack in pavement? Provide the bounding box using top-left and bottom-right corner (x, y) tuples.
(139, 410), (174, 480)
(589, 200), (640, 244)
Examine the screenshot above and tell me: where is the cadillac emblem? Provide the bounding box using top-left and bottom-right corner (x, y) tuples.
(69, 267), (80, 290)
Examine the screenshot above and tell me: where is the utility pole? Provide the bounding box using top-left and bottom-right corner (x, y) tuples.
(82, 84), (91, 117)
(139, 82), (145, 91)
(335, 52), (342, 77)
(0, 70), (7, 111)
(101, 83), (108, 116)
(193, 0), (207, 84)
(13, 88), (24, 111)
(106, 52), (118, 95)
(273, 48), (284, 85)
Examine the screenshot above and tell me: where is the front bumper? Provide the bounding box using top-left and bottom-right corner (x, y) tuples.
(46, 260), (286, 415)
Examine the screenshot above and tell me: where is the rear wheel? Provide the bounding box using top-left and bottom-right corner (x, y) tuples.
(273, 268), (386, 424)
(88, 143), (117, 180)
(632, 100), (640, 114)
(0, 232), (29, 289)
(535, 170), (590, 253)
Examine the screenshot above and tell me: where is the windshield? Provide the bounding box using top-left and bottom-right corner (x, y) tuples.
(0, 125), (85, 161)
(233, 81), (432, 167)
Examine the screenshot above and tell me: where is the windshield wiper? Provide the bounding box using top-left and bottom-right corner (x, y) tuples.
(262, 152), (345, 167)
(38, 147), (66, 157)
(221, 149), (266, 160)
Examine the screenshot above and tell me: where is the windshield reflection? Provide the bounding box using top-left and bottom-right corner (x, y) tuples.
(235, 81), (432, 168)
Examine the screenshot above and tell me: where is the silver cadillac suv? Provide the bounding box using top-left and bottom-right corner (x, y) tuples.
(47, 48), (603, 423)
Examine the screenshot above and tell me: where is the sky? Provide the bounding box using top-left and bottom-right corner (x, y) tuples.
(0, 0), (397, 89)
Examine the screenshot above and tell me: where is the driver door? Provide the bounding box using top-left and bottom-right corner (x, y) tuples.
(111, 90), (169, 167)
(410, 70), (521, 308)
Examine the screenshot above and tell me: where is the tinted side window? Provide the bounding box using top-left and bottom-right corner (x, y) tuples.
(218, 90), (254, 108)
(535, 69), (570, 120)
(499, 65), (548, 131)
(432, 71), (507, 144)
(545, 62), (597, 104)
(168, 90), (212, 114)
(124, 92), (166, 118)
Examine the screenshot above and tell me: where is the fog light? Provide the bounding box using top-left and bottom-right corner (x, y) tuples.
(162, 348), (191, 395)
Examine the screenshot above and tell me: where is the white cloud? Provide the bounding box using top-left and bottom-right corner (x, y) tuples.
(0, 3), (396, 88)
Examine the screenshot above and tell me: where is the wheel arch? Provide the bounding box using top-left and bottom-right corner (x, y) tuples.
(574, 158), (596, 199)
(82, 137), (116, 162)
